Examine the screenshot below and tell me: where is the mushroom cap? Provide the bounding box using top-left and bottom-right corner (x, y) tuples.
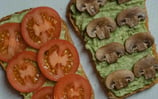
(133, 55), (158, 79)
(125, 32), (154, 54)
(105, 69), (134, 90)
(86, 17), (117, 39)
(116, 7), (146, 27)
(117, 0), (131, 4)
(76, 0), (107, 16)
(96, 42), (125, 64)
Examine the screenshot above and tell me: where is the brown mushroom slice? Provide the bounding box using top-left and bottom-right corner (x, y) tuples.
(116, 7), (146, 27)
(125, 32), (154, 54)
(133, 55), (158, 80)
(86, 17), (116, 39)
(105, 69), (134, 90)
(96, 42), (125, 64)
(117, 0), (131, 4)
(76, 0), (107, 16)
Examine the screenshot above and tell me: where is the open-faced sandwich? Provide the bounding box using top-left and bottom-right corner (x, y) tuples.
(0, 6), (94, 99)
(67, 0), (158, 98)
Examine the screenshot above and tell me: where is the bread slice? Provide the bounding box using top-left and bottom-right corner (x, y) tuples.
(66, 0), (158, 98)
(0, 8), (94, 99)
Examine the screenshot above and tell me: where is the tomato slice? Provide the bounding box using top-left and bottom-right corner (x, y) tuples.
(6, 51), (46, 92)
(21, 7), (61, 49)
(38, 39), (79, 81)
(0, 23), (28, 62)
(32, 86), (54, 99)
(54, 74), (92, 99)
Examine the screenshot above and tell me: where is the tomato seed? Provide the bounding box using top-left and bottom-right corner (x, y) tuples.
(51, 69), (55, 74)
(43, 65), (49, 69)
(64, 50), (68, 54)
(13, 65), (26, 85)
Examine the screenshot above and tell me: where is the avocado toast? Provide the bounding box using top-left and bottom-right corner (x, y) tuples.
(0, 7), (93, 99)
(67, 0), (158, 98)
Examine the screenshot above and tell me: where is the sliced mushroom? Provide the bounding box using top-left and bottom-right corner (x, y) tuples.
(105, 69), (134, 90)
(116, 7), (146, 27)
(133, 55), (158, 79)
(86, 17), (116, 39)
(96, 42), (125, 64)
(125, 32), (154, 54)
(76, 0), (107, 16)
(117, 0), (131, 4)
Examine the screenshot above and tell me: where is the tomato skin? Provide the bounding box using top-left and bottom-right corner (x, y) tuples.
(0, 23), (28, 62)
(32, 86), (54, 99)
(21, 6), (61, 49)
(6, 51), (46, 93)
(54, 74), (92, 99)
(38, 39), (79, 81)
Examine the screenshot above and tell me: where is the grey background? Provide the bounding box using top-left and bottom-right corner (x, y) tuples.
(0, 0), (158, 99)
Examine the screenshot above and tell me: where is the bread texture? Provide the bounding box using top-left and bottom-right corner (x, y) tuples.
(0, 8), (94, 99)
(66, 0), (158, 99)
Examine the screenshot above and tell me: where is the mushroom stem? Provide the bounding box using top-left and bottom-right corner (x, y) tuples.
(133, 55), (158, 80)
(105, 69), (134, 90)
(76, 0), (107, 16)
(116, 7), (146, 27)
(96, 42), (125, 64)
(86, 17), (116, 39)
(125, 32), (154, 54)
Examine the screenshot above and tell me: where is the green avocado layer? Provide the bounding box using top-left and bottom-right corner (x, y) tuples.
(71, 0), (158, 97)
(0, 10), (82, 99)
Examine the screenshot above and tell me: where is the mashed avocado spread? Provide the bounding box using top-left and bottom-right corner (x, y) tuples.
(71, 0), (158, 97)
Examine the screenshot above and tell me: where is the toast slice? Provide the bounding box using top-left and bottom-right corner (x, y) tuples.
(67, 0), (158, 98)
(0, 7), (94, 99)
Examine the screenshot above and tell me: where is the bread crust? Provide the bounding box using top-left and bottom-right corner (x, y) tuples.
(66, 0), (158, 99)
(0, 8), (94, 99)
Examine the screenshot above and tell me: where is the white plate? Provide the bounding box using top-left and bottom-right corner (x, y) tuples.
(0, 0), (158, 99)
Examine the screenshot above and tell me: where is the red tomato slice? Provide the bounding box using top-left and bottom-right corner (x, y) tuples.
(21, 7), (61, 49)
(32, 86), (54, 99)
(54, 74), (92, 99)
(0, 23), (28, 62)
(6, 51), (46, 92)
(38, 39), (79, 81)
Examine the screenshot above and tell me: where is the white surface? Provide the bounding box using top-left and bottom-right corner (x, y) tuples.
(0, 0), (158, 99)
